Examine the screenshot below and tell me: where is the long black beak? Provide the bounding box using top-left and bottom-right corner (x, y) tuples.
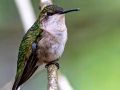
(59, 8), (80, 14)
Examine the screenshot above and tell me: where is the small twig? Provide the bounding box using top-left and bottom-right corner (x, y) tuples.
(47, 64), (58, 90)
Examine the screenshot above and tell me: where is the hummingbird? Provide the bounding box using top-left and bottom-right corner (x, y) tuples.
(12, 5), (79, 90)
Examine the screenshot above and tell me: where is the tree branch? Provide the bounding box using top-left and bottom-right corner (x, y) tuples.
(47, 64), (58, 90)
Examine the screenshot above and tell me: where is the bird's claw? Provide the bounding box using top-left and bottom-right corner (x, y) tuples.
(45, 60), (59, 69)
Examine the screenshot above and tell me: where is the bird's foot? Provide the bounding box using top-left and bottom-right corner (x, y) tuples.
(45, 59), (59, 69)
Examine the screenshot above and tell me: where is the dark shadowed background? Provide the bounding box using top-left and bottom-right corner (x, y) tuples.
(0, 0), (120, 90)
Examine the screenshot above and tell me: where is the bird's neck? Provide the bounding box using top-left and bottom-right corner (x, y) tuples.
(40, 14), (67, 44)
(41, 14), (67, 35)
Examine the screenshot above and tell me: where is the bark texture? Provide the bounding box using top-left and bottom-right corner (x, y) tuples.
(47, 64), (58, 90)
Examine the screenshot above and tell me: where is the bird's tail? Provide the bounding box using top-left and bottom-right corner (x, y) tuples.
(12, 83), (19, 90)
(12, 86), (21, 90)
(1, 64), (45, 90)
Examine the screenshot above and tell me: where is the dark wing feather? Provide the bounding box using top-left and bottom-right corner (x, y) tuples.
(12, 20), (42, 90)
(12, 49), (38, 90)
(18, 48), (39, 86)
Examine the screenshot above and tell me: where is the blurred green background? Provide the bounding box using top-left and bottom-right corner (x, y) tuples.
(0, 0), (120, 90)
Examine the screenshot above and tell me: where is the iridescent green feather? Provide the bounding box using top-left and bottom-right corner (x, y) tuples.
(16, 19), (41, 81)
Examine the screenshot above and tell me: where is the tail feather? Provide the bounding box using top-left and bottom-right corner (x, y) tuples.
(12, 86), (21, 90)
(12, 78), (21, 90)
(12, 83), (19, 90)
(12, 85), (21, 90)
(1, 64), (45, 90)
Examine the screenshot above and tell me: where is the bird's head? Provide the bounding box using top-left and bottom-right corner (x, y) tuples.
(40, 5), (79, 21)
(40, 5), (79, 32)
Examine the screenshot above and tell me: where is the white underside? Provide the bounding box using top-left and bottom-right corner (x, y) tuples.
(38, 14), (67, 62)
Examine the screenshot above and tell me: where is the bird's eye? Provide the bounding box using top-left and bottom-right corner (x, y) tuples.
(47, 12), (54, 16)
